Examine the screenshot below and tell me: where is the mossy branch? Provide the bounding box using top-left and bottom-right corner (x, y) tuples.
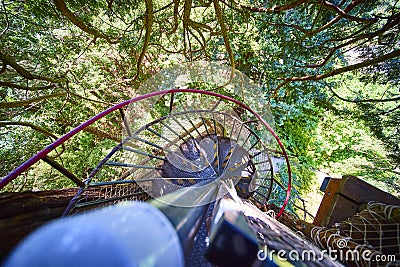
(274, 49), (400, 92)
(53, 0), (116, 44)
(133, 0), (154, 81)
(212, 0), (235, 68)
(0, 121), (59, 140)
(0, 92), (67, 108)
(0, 81), (56, 91)
(0, 51), (66, 83)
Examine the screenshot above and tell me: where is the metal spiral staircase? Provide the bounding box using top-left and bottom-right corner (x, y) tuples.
(62, 90), (290, 215)
(1, 62), (291, 215)
(1, 62), (294, 266)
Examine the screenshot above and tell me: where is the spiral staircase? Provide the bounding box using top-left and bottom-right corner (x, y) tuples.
(0, 62), (292, 263)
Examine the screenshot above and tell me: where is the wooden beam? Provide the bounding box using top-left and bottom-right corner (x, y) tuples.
(42, 156), (85, 187)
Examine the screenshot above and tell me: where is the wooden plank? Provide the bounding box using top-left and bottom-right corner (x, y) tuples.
(314, 175), (400, 228)
(0, 189), (78, 219)
(313, 178), (342, 226)
(0, 186), (150, 260)
(0, 189), (78, 260)
(338, 175), (400, 206)
(325, 194), (359, 227)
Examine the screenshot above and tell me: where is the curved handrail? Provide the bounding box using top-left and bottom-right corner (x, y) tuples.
(0, 89), (291, 217)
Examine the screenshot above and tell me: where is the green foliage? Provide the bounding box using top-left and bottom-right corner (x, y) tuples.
(1, 0), (399, 201)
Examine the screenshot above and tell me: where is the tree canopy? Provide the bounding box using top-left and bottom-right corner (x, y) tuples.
(0, 0), (399, 194)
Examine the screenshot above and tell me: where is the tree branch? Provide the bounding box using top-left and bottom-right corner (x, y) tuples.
(53, 0), (116, 44)
(82, 125), (121, 142)
(321, 0), (377, 23)
(0, 81), (56, 91)
(133, 0), (153, 81)
(276, 49), (400, 89)
(183, 0), (192, 59)
(0, 0), (10, 37)
(0, 61), (6, 75)
(0, 120), (66, 156)
(70, 92), (110, 105)
(307, 0), (376, 36)
(378, 104), (400, 115)
(324, 82), (400, 103)
(167, 0), (180, 35)
(56, 119), (121, 142)
(237, 0), (307, 13)
(0, 92), (67, 108)
(0, 121), (59, 140)
(213, 0), (235, 68)
(0, 51), (66, 83)
(302, 12), (400, 68)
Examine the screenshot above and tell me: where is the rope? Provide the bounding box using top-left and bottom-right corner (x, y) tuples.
(308, 201), (400, 265)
